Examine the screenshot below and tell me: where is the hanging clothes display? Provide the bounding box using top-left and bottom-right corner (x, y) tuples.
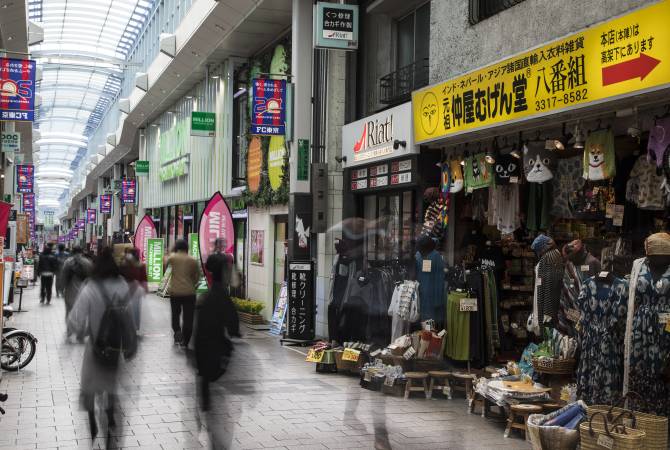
(627, 259), (670, 416)
(487, 183), (521, 234)
(530, 236), (564, 333)
(523, 142), (556, 183)
(388, 280), (420, 341)
(415, 244), (445, 327)
(446, 290), (470, 361)
(575, 276), (628, 405)
(492, 153), (521, 185)
(582, 129), (616, 181)
(647, 117), (670, 169)
(526, 182), (553, 231)
(328, 254), (356, 343)
(551, 156), (585, 219)
(464, 153), (493, 191)
(450, 159), (464, 193)
(626, 155), (666, 210)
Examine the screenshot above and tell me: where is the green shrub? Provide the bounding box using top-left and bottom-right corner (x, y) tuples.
(232, 298), (264, 315)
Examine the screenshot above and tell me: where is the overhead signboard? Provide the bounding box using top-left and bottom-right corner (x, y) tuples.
(16, 164), (34, 193)
(99, 194), (112, 214)
(1, 132), (20, 152)
(191, 112), (216, 137)
(314, 2), (359, 50)
(0, 58), (37, 122)
(250, 78), (286, 135)
(121, 178), (136, 204)
(86, 208), (96, 224)
(412, 1), (670, 144)
(341, 102), (417, 168)
(135, 160), (149, 174)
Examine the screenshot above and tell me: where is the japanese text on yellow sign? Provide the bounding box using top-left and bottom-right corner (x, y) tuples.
(412, 0), (670, 144)
(341, 348), (361, 362)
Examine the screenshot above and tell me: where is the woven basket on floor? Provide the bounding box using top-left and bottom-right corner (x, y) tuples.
(580, 412), (646, 450)
(531, 357), (575, 375)
(588, 392), (668, 450)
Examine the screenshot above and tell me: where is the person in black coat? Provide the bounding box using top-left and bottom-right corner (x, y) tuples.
(196, 238), (240, 411)
(37, 244), (59, 304)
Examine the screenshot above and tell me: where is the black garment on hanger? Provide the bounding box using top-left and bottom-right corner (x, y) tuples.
(328, 255), (354, 343)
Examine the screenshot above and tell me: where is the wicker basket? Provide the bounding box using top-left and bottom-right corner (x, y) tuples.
(580, 412), (646, 450)
(588, 392), (668, 450)
(531, 357), (576, 375)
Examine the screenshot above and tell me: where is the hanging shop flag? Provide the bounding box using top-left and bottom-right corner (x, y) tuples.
(146, 238), (164, 283)
(43, 211), (54, 230)
(86, 208), (96, 224)
(121, 178), (136, 204)
(191, 112), (216, 137)
(16, 213), (27, 244)
(246, 136), (262, 193)
(250, 78), (286, 135)
(0, 201), (11, 238)
(99, 194), (112, 214)
(0, 58), (37, 122)
(135, 160), (149, 175)
(188, 232), (208, 293)
(198, 192), (234, 287)
(133, 214), (157, 267)
(1, 131), (20, 152)
(76, 219), (85, 231)
(314, 2), (359, 50)
(412, 0), (670, 145)
(268, 135), (286, 190)
(21, 193), (34, 212)
(16, 164), (34, 193)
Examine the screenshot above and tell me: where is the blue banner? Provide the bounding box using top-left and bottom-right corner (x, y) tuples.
(250, 78), (286, 136)
(16, 164), (34, 193)
(0, 58), (37, 122)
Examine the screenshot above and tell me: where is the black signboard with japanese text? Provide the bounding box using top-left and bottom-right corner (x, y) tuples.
(348, 155), (418, 194)
(287, 261), (314, 341)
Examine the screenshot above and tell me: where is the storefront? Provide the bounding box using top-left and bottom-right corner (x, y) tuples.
(314, 1), (670, 426)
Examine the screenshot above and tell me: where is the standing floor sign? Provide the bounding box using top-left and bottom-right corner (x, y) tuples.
(146, 238), (164, 283)
(198, 192), (234, 287)
(270, 281), (288, 335)
(188, 232), (208, 293)
(134, 215), (157, 267)
(287, 261), (314, 341)
(412, 0), (670, 144)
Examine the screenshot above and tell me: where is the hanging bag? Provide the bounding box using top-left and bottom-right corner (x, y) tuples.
(588, 391), (668, 450)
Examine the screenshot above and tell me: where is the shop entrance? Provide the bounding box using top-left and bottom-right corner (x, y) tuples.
(360, 190), (416, 263)
(273, 215), (288, 306)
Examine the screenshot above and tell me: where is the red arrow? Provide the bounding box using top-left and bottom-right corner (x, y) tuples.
(602, 53), (661, 86)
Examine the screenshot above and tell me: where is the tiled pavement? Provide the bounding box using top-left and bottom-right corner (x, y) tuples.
(0, 285), (529, 449)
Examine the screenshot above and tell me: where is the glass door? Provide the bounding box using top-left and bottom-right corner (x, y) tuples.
(273, 216), (288, 306)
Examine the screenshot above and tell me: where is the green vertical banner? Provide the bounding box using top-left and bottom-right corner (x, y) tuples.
(188, 232), (208, 293)
(147, 238), (164, 283)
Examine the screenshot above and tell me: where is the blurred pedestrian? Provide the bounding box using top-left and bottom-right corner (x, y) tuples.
(61, 246), (93, 341)
(37, 244), (58, 304)
(67, 247), (137, 440)
(166, 239), (199, 347)
(120, 247), (147, 332)
(55, 243), (69, 298)
(196, 238), (240, 410)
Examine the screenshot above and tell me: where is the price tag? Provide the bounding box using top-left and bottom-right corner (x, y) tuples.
(510, 176), (519, 184)
(597, 434), (614, 449)
(403, 347), (416, 360)
(422, 259), (432, 272)
(467, 187), (473, 194)
(388, 344), (398, 350)
(306, 349), (324, 363)
(384, 376), (395, 387)
(342, 348), (361, 362)
(580, 265), (590, 272)
(460, 298), (478, 312)
(613, 204), (624, 227)
(658, 312), (670, 324)
(364, 371), (372, 382)
(438, 329), (446, 337)
(566, 308), (582, 323)
(536, 278), (542, 286)
(605, 203), (615, 218)
(599, 271), (610, 278)
(537, 358), (554, 369)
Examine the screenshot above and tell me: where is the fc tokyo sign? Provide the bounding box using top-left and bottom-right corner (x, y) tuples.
(0, 58), (37, 122)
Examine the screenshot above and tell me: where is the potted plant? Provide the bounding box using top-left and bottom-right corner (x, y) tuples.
(232, 298), (265, 325)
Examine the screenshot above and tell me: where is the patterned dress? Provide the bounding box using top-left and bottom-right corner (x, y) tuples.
(629, 262), (670, 416)
(575, 277), (628, 405)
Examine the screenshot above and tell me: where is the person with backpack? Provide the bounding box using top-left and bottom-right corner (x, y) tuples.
(61, 246), (93, 342)
(67, 247), (137, 439)
(54, 243), (69, 298)
(37, 243), (59, 304)
(120, 247), (147, 332)
(166, 239), (199, 347)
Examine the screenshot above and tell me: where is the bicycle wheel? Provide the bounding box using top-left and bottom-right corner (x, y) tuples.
(1, 331), (37, 371)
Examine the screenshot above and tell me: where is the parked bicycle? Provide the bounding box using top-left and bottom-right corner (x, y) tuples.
(1, 306), (37, 371)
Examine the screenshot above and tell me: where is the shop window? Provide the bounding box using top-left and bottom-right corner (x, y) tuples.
(379, 2), (430, 105)
(231, 67), (249, 188)
(469, 0), (525, 25)
(363, 190), (415, 262)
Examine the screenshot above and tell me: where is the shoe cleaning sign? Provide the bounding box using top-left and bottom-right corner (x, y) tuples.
(413, 0), (670, 144)
(314, 3), (359, 50)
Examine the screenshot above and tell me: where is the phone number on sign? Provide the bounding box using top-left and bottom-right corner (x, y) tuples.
(535, 89), (589, 111)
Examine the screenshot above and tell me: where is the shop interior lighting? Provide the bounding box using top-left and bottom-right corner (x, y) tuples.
(573, 122), (586, 149)
(393, 139), (406, 150)
(485, 151), (496, 164)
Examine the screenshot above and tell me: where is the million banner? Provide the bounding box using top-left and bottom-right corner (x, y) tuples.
(412, 0), (670, 144)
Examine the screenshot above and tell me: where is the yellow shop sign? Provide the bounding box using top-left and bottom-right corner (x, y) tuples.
(412, 0), (670, 144)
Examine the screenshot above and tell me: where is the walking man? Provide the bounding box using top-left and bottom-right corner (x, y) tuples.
(166, 239), (199, 347)
(61, 246), (93, 341)
(55, 243), (69, 297)
(37, 244), (58, 304)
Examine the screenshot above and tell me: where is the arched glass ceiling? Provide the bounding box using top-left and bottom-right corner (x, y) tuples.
(28, 0), (155, 210)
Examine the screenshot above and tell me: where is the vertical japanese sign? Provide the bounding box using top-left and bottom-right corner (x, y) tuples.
(314, 2), (359, 50)
(43, 211), (54, 230)
(0, 58), (37, 122)
(121, 178), (136, 204)
(198, 192), (234, 287)
(133, 215), (157, 267)
(21, 193), (34, 212)
(287, 261), (314, 341)
(146, 238), (164, 283)
(250, 79), (286, 135)
(86, 208), (96, 224)
(412, 0), (670, 144)
(16, 164), (34, 193)
(16, 213), (27, 244)
(99, 194), (112, 214)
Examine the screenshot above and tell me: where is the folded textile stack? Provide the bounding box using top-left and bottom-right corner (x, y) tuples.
(526, 401), (587, 450)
